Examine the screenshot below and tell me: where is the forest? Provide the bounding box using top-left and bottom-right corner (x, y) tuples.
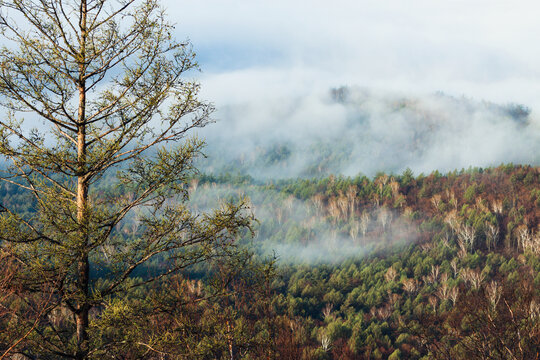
(0, 0), (538, 359)
(189, 164), (540, 359)
(2, 164), (539, 358)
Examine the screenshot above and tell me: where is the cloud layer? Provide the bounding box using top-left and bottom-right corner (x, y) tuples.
(197, 88), (540, 178)
(164, 0), (540, 110)
(158, 1), (540, 177)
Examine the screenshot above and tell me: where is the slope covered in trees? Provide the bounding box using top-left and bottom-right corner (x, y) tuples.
(0, 0), (538, 358)
(186, 164), (540, 358)
(2, 164), (538, 358)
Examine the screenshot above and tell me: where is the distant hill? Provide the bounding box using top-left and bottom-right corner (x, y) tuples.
(197, 87), (540, 179)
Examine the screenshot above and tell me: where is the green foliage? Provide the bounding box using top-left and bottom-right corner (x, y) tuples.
(0, 0), (256, 359)
(1, 136), (539, 360)
(388, 349), (402, 360)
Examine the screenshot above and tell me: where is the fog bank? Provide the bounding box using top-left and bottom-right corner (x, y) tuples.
(189, 182), (418, 264)
(196, 87), (540, 179)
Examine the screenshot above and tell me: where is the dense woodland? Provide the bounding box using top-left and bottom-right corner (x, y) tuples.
(2, 164), (539, 359)
(0, 1), (538, 359)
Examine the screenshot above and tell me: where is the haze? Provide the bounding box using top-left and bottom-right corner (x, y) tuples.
(162, 1), (540, 176)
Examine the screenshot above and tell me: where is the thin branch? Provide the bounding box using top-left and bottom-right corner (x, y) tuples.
(0, 287), (56, 360)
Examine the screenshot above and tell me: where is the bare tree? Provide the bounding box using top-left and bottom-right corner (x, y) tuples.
(448, 286), (459, 306)
(485, 222), (499, 251)
(322, 303), (334, 320)
(328, 197), (340, 222)
(431, 194), (442, 210)
(450, 258), (459, 278)
(349, 219), (360, 242)
(384, 266), (398, 283)
(457, 224), (476, 252)
(491, 199), (503, 214)
(516, 225), (539, 254)
(446, 190), (458, 210)
(360, 211), (370, 238)
(486, 281), (501, 311)
(319, 332), (331, 352)
(346, 185), (357, 218)
(337, 193), (348, 220)
(460, 268), (484, 290)
(444, 210), (460, 234)
(430, 265), (440, 283)
(389, 179), (399, 198)
(377, 304), (392, 320)
(402, 278), (418, 295)
(377, 206), (391, 231)
(436, 282), (450, 303)
(428, 296), (439, 314)
(310, 193), (324, 217)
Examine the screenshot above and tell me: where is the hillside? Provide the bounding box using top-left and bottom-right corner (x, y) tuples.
(184, 164), (540, 358)
(1, 163), (539, 358)
(197, 88), (540, 179)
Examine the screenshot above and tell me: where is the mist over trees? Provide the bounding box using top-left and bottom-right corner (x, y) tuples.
(190, 165), (540, 359)
(0, 1), (538, 360)
(198, 87), (540, 179)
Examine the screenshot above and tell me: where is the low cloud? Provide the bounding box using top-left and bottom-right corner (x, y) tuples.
(189, 182), (418, 264)
(197, 87), (540, 179)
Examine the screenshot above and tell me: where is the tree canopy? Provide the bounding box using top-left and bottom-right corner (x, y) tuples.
(0, 1), (253, 358)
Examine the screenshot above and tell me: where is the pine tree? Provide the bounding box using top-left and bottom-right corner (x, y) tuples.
(0, 1), (252, 358)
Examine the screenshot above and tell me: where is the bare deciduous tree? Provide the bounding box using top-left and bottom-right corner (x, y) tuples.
(310, 193), (324, 217)
(346, 185), (357, 217)
(431, 194), (442, 210)
(360, 211), (370, 238)
(485, 222), (499, 251)
(402, 278), (418, 295)
(457, 224), (476, 252)
(349, 219), (360, 242)
(385, 266), (398, 283)
(486, 281), (501, 311)
(377, 206), (391, 231)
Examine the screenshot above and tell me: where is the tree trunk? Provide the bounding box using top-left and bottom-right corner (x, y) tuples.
(76, 1), (89, 358)
(75, 149), (89, 360)
(227, 320), (234, 360)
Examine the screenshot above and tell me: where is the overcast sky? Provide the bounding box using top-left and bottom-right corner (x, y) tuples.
(162, 0), (540, 111)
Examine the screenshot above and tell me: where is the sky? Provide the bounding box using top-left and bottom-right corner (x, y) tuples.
(3, 0), (538, 177)
(164, 0), (540, 110)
